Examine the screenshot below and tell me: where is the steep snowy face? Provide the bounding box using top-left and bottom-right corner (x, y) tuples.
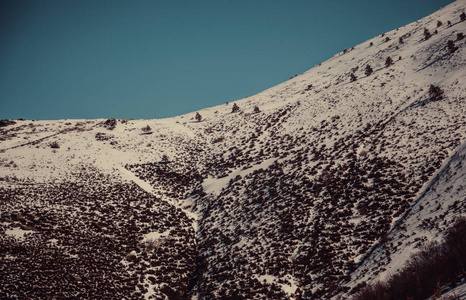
(1, 1), (466, 299)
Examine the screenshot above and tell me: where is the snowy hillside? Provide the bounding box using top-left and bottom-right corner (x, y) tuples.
(1, 1), (466, 299)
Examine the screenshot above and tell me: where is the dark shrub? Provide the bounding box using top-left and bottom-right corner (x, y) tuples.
(448, 40), (458, 53)
(142, 125), (152, 133)
(385, 57), (394, 67)
(49, 141), (60, 149)
(104, 118), (117, 130)
(0, 119), (16, 127)
(424, 28), (432, 40)
(429, 84), (444, 100)
(365, 64), (373, 76)
(231, 103), (240, 113)
(195, 112), (202, 122)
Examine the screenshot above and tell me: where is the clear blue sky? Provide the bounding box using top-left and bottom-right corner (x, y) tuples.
(0, 0), (455, 120)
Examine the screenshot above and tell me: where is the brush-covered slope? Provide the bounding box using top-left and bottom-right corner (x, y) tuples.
(1, 1), (466, 299)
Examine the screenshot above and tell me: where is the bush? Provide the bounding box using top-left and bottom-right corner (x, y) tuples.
(161, 154), (170, 163)
(104, 118), (117, 130)
(457, 32), (464, 40)
(437, 20), (443, 27)
(231, 103), (240, 113)
(350, 73), (357, 82)
(429, 84), (444, 100)
(0, 119), (16, 127)
(365, 64), (373, 76)
(424, 28), (432, 41)
(385, 57), (394, 67)
(253, 106), (261, 114)
(49, 141), (60, 149)
(195, 112), (202, 122)
(448, 40), (458, 53)
(461, 12), (466, 22)
(142, 125), (152, 133)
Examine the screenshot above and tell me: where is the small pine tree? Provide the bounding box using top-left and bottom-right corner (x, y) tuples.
(385, 36), (390, 42)
(195, 112), (202, 122)
(447, 40), (458, 53)
(461, 12), (466, 22)
(457, 32), (464, 40)
(365, 64), (373, 76)
(50, 141), (60, 149)
(385, 56), (394, 67)
(369, 42), (374, 47)
(142, 125), (152, 133)
(231, 103), (240, 113)
(350, 73), (357, 82)
(253, 106), (260, 114)
(448, 20), (452, 26)
(399, 37), (404, 44)
(161, 154), (170, 163)
(437, 20), (442, 27)
(429, 84), (444, 100)
(424, 28), (432, 40)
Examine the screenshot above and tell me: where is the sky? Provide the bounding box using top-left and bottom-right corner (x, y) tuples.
(0, 0), (456, 120)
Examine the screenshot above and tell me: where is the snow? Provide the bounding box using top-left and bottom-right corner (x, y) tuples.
(5, 227), (34, 240)
(202, 158), (276, 196)
(255, 274), (299, 295)
(142, 230), (170, 242)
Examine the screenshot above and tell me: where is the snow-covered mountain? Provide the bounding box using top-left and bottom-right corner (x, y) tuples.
(1, 1), (466, 299)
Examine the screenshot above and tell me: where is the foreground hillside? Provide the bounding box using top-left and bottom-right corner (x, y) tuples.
(1, 1), (466, 299)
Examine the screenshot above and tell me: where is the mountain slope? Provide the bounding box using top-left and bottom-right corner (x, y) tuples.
(1, 1), (466, 299)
